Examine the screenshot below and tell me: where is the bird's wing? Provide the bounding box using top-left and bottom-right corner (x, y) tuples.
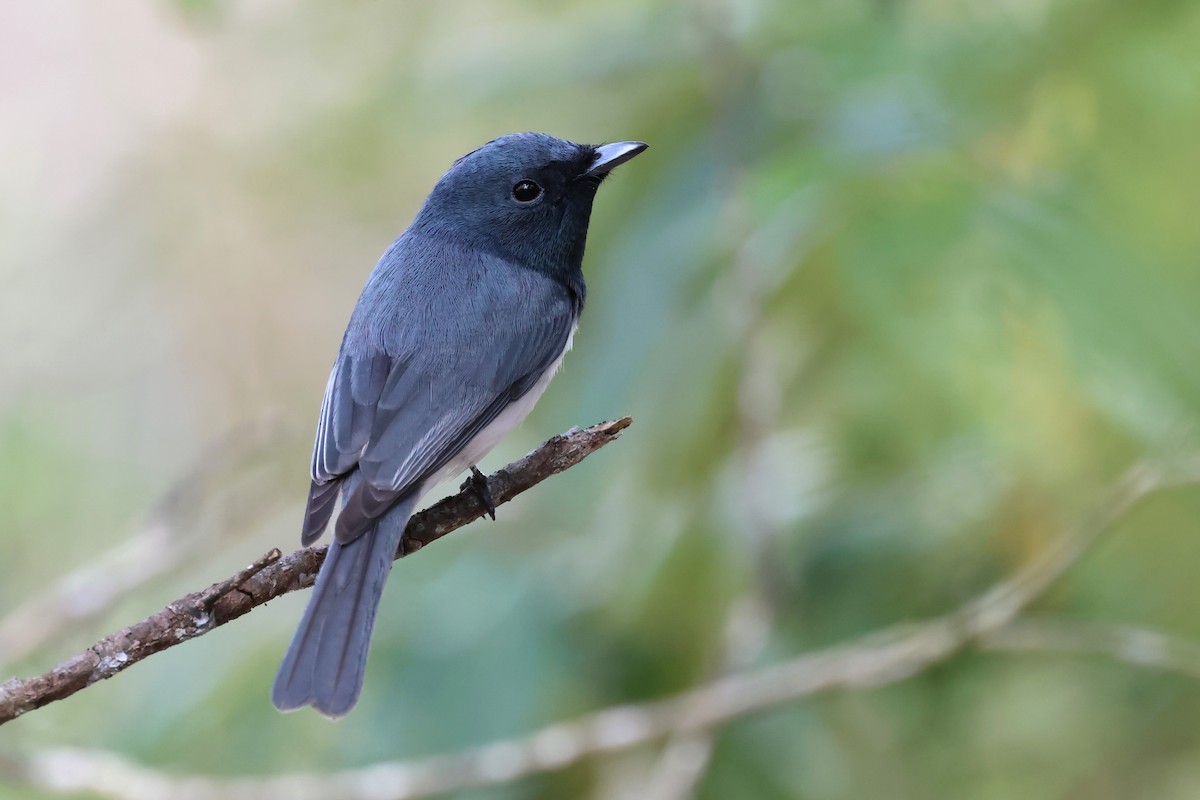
(299, 351), (393, 545)
(311, 351), (393, 483)
(319, 261), (576, 545)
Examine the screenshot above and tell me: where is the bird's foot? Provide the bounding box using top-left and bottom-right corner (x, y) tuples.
(461, 466), (496, 520)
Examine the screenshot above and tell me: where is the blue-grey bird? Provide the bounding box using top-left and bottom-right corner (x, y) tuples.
(271, 132), (647, 717)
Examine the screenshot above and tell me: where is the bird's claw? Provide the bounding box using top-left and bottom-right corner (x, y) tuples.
(461, 466), (496, 520)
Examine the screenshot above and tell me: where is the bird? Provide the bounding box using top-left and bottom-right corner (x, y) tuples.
(271, 132), (647, 717)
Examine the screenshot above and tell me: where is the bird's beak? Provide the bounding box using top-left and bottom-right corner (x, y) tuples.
(586, 141), (648, 176)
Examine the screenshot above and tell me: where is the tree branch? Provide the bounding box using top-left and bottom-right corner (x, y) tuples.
(0, 417), (633, 727)
(0, 418), (287, 670)
(1, 457), (1190, 800)
(981, 616), (1200, 679)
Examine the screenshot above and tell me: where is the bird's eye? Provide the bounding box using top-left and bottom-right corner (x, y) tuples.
(511, 179), (543, 204)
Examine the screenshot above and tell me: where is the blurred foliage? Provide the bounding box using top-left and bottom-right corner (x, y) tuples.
(2, 0), (1200, 798)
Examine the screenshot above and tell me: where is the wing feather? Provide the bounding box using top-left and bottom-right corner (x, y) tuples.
(335, 299), (573, 543)
(301, 236), (578, 546)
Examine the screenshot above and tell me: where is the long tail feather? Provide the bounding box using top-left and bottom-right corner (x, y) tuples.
(272, 492), (416, 717)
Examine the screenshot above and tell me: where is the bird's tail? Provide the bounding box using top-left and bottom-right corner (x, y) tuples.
(271, 493), (417, 717)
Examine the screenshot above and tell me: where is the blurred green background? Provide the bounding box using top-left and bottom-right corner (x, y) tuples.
(3, 0), (1200, 797)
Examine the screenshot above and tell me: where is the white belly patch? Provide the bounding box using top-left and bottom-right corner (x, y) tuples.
(428, 323), (576, 490)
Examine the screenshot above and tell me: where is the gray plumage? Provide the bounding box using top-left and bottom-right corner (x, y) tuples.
(272, 132), (646, 717)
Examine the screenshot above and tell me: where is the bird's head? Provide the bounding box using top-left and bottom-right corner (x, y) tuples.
(414, 132), (647, 279)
